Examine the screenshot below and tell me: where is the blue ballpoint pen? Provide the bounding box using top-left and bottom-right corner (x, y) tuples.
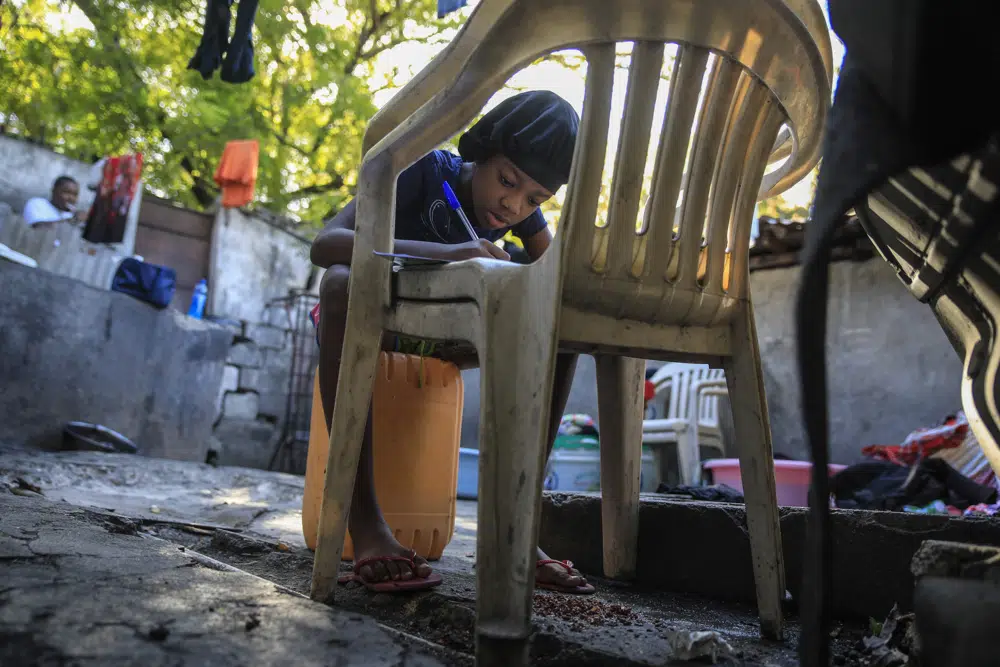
(441, 181), (480, 242)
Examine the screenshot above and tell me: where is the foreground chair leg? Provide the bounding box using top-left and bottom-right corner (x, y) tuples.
(475, 294), (558, 667)
(310, 294), (384, 603)
(724, 300), (784, 640)
(595, 354), (645, 580)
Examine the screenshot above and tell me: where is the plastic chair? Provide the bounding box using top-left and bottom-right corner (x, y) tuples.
(643, 363), (727, 484)
(309, 0), (832, 662)
(645, 364), (729, 482)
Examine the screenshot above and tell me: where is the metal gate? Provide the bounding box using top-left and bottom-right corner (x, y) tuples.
(267, 290), (320, 474)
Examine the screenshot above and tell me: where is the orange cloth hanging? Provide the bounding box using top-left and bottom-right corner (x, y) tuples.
(214, 139), (259, 208)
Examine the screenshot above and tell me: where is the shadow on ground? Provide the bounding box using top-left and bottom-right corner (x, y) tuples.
(1, 447), (870, 665)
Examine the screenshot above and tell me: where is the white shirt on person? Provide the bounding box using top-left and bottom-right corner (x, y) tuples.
(22, 197), (74, 226)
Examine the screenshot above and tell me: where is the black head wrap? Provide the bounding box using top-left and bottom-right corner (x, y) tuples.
(458, 90), (579, 193)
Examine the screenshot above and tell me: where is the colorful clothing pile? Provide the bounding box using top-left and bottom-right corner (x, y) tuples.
(558, 414), (598, 437)
(862, 413), (968, 465)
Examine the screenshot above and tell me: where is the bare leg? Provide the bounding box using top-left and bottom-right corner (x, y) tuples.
(318, 266), (431, 583)
(535, 352), (589, 589)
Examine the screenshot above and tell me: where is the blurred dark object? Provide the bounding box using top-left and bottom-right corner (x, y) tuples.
(63, 421), (138, 454)
(796, 3), (1000, 666)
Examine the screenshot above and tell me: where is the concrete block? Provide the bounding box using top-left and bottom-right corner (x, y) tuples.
(245, 323), (288, 350)
(221, 364), (239, 391)
(237, 367), (261, 392)
(215, 365), (240, 418)
(257, 391), (287, 420)
(222, 391), (259, 420)
(256, 366), (290, 399)
(911, 540), (1000, 582)
(539, 492), (1000, 620)
(213, 417), (278, 470)
(227, 341), (262, 368)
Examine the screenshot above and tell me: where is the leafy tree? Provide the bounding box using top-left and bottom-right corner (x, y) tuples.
(0, 0), (460, 226)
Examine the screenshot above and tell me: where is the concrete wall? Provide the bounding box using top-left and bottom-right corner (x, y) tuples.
(752, 258), (962, 463)
(0, 136), (142, 259)
(0, 136), (95, 215)
(208, 207), (316, 324)
(0, 261), (232, 461)
(203, 208), (319, 470)
(459, 259), (963, 465)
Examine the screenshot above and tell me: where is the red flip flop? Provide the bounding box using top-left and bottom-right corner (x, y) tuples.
(337, 550), (442, 593)
(535, 559), (596, 595)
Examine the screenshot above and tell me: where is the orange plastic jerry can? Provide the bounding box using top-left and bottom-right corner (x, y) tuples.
(302, 352), (464, 561)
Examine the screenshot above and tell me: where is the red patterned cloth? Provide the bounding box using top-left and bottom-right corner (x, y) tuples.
(82, 154), (143, 245)
(862, 413), (968, 466)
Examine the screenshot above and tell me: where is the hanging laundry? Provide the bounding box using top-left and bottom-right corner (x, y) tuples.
(82, 154), (143, 245)
(437, 0), (467, 19)
(188, 0), (260, 83)
(214, 140), (259, 208)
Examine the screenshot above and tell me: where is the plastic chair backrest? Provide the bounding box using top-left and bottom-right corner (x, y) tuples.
(355, 0), (832, 319)
(650, 362), (727, 425)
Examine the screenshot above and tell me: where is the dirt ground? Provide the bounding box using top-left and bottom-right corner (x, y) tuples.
(0, 446), (871, 666)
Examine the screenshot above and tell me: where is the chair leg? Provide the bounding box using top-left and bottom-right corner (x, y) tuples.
(723, 300), (785, 640)
(595, 354), (645, 580)
(309, 299), (383, 603)
(675, 428), (697, 486)
(475, 295), (558, 667)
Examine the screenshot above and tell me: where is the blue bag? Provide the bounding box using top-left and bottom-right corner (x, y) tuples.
(111, 257), (176, 309)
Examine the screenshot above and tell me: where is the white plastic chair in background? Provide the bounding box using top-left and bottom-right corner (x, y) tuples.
(643, 363), (729, 485)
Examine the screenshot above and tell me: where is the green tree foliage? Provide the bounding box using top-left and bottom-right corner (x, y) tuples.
(0, 0), (460, 225)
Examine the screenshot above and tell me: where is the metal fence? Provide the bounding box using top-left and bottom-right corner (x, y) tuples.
(266, 290), (320, 474)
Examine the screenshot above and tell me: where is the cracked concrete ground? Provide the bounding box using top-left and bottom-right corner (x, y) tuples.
(0, 493), (448, 667)
(0, 447), (872, 665)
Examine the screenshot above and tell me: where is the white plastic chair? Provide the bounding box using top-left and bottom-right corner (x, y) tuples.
(643, 362), (728, 484)
(309, 0), (833, 662)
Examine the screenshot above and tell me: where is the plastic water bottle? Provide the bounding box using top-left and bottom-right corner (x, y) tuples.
(188, 279), (208, 319)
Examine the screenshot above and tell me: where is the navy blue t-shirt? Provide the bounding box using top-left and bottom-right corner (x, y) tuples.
(392, 150), (548, 244)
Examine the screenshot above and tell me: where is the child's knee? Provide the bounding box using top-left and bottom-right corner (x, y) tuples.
(319, 265), (351, 306)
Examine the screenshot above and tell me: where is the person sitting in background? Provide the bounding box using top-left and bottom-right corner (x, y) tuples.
(22, 176), (81, 227)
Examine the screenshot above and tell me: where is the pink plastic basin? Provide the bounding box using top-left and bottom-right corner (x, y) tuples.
(702, 458), (847, 507)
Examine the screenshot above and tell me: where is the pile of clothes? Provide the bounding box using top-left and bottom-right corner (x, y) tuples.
(831, 412), (1000, 516)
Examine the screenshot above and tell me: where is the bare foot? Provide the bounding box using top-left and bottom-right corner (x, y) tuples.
(349, 518), (433, 583)
(535, 547), (588, 590)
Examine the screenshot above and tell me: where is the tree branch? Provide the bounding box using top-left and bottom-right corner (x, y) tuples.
(72, 0), (216, 207)
(281, 175), (346, 200)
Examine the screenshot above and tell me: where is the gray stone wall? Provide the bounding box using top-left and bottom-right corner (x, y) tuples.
(209, 317), (295, 471)
(207, 207), (317, 324)
(752, 258), (962, 462)
(0, 261), (232, 461)
(0, 136), (96, 216)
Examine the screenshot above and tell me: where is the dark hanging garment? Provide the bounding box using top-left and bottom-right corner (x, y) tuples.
(188, 0), (232, 80)
(796, 3), (1000, 666)
(221, 0), (260, 83)
(82, 154), (143, 245)
(188, 0), (259, 83)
